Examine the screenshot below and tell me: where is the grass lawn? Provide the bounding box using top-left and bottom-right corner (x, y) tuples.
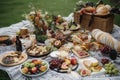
(0, 0), (119, 27)
(0, 0), (79, 27)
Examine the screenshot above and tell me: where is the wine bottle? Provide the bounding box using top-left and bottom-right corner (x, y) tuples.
(109, 49), (117, 60)
(16, 36), (22, 52)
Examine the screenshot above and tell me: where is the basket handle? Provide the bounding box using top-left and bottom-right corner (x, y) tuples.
(79, 15), (83, 24)
(88, 14), (94, 27)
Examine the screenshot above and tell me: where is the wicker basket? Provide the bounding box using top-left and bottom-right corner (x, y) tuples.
(74, 12), (114, 32)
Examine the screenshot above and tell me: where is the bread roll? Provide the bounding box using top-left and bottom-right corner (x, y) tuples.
(96, 6), (109, 15)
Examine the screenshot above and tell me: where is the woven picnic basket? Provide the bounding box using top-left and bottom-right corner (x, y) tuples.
(74, 12), (114, 32)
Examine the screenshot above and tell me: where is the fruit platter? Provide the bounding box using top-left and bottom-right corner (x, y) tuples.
(0, 51), (28, 66)
(49, 57), (78, 73)
(20, 59), (49, 77)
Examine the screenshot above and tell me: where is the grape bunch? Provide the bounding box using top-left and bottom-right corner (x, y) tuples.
(104, 62), (119, 75)
(101, 58), (109, 65)
(100, 46), (111, 55)
(49, 59), (63, 69)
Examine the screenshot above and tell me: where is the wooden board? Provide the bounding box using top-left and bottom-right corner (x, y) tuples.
(0, 51), (28, 67)
(72, 49), (89, 58)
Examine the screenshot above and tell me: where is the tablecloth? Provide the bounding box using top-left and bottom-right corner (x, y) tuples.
(0, 13), (120, 80)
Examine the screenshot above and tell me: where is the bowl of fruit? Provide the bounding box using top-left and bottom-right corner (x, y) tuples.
(20, 59), (49, 77)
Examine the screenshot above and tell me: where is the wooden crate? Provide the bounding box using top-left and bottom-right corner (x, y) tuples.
(74, 12), (114, 32)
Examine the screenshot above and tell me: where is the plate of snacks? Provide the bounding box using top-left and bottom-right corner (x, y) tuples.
(26, 44), (51, 57)
(20, 59), (49, 77)
(49, 57), (78, 73)
(0, 51), (28, 66)
(72, 49), (90, 58)
(79, 57), (105, 76)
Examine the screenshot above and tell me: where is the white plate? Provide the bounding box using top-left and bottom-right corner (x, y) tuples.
(50, 51), (60, 58)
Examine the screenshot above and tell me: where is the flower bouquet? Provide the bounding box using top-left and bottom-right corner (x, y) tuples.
(24, 8), (66, 43)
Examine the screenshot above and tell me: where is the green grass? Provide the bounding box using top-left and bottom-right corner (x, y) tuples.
(0, 0), (79, 27)
(0, 0), (119, 27)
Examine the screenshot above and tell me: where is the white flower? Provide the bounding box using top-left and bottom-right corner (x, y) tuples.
(58, 15), (61, 17)
(45, 11), (48, 15)
(30, 11), (35, 15)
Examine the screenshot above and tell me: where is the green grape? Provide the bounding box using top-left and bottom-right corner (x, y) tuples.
(104, 62), (119, 75)
(108, 62), (112, 66)
(105, 67), (108, 70)
(114, 68), (119, 72)
(112, 69), (116, 73)
(114, 72), (118, 75)
(112, 68), (119, 75)
(105, 70), (109, 74)
(108, 62), (113, 65)
(110, 64), (115, 68)
(108, 70), (112, 74)
(108, 66), (113, 70)
(105, 64), (109, 67)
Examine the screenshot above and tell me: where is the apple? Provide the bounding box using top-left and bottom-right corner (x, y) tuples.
(29, 63), (35, 68)
(71, 57), (77, 65)
(65, 59), (71, 65)
(24, 62), (30, 68)
(32, 60), (39, 65)
(36, 60), (42, 65)
(32, 59), (37, 62)
(41, 62), (46, 66)
(31, 67), (37, 73)
(32, 59), (42, 65)
(40, 66), (47, 72)
(21, 67), (28, 74)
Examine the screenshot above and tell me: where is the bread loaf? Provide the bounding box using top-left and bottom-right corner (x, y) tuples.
(91, 29), (120, 52)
